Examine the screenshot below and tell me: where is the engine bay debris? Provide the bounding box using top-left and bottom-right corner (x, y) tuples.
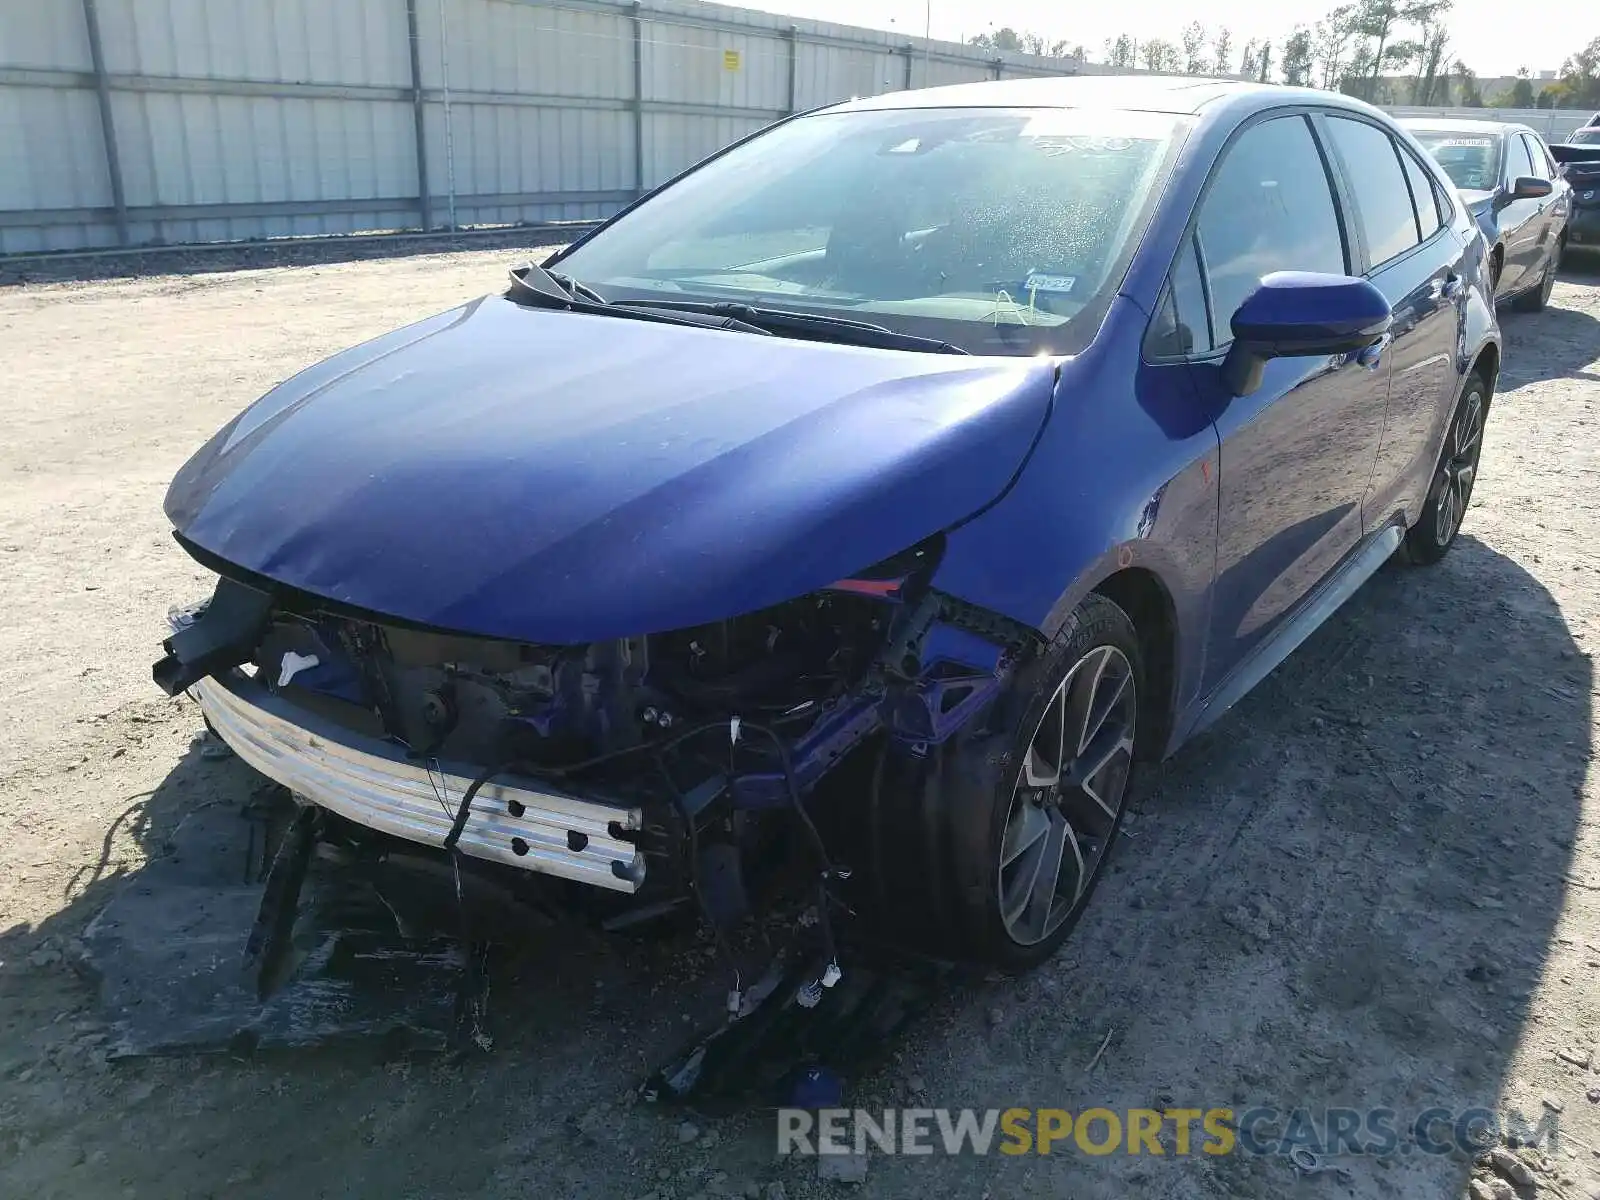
(78, 782), (962, 1103)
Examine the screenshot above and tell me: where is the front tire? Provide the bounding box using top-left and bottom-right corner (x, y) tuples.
(864, 593), (1143, 969)
(1511, 242), (1560, 313)
(1402, 373), (1488, 565)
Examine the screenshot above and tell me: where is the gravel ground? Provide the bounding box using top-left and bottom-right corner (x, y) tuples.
(2, 244), (1599, 1200)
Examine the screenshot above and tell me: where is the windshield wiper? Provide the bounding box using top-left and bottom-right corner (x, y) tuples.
(505, 265), (769, 335)
(610, 300), (970, 355)
(545, 269), (608, 305)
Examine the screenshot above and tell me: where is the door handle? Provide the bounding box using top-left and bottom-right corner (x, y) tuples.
(1356, 334), (1391, 369)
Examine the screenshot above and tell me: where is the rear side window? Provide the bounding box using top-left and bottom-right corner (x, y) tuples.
(1505, 134), (1536, 183)
(1325, 116), (1422, 268)
(1195, 115), (1346, 342)
(1400, 150), (1443, 240)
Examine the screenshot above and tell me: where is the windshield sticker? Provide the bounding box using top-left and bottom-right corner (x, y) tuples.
(1025, 272), (1077, 296)
(1431, 137), (1495, 148)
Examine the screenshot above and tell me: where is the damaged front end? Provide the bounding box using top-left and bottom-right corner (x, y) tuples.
(154, 535), (1041, 960)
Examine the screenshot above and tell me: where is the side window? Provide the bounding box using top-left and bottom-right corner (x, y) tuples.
(1505, 134), (1535, 184)
(1324, 117), (1422, 268)
(1521, 134), (1552, 180)
(1143, 233), (1213, 358)
(1400, 150), (1443, 240)
(1195, 115), (1346, 343)
(1171, 232), (1212, 355)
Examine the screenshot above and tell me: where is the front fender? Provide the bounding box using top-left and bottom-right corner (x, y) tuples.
(930, 298), (1219, 739)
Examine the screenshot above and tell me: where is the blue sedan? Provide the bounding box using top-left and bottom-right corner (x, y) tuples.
(1401, 117), (1569, 311)
(154, 77), (1499, 971)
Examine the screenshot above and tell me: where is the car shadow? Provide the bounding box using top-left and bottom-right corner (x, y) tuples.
(0, 533), (1586, 1200)
(1495, 285), (1600, 388)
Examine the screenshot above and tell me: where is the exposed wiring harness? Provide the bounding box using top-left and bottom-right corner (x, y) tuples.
(738, 720), (845, 1000)
(652, 755), (743, 1011)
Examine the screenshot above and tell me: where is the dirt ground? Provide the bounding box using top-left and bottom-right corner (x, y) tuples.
(3, 239), (1600, 1200)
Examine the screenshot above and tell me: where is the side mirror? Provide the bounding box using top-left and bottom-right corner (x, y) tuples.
(1221, 272), (1392, 397)
(1509, 175), (1554, 201)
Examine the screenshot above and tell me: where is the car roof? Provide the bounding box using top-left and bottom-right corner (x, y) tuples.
(1397, 116), (1524, 137)
(826, 74), (1328, 117)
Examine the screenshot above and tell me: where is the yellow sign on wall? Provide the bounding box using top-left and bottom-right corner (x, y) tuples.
(723, 48), (741, 71)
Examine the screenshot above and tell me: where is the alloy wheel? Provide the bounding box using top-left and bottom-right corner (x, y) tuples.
(997, 645), (1137, 946)
(1435, 387), (1484, 547)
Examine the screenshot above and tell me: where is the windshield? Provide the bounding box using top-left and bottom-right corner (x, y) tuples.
(551, 106), (1187, 356)
(1409, 130), (1502, 191)
(1570, 129), (1600, 146)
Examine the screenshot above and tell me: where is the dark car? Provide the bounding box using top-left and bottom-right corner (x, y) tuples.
(1552, 139), (1600, 253)
(155, 78), (1499, 975)
(1401, 117), (1569, 311)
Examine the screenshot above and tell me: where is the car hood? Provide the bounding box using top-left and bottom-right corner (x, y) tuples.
(168, 295), (1057, 643)
(1462, 189), (1495, 214)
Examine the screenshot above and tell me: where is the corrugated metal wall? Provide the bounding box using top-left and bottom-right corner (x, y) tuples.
(0, 0), (1109, 254)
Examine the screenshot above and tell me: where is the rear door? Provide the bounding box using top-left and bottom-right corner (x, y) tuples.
(1321, 115), (1468, 530)
(1180, 112), (1392, 693)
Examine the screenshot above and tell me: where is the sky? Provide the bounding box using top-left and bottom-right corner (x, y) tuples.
(734, 0), (1589, 81)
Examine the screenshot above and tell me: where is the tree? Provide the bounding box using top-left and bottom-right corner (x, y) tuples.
(1239, 38), (1259, 80)
(1452, 58), (1483, 106)
(1281, 27), (1314, 86)
(973, 28), (1079, 59)
(1558, 36), (1600, 108)
(1212, 28), (1234, 76)
(1105, 33), (1137, 69)
(1141, 38), (1178, 73)
(1350, 0), (1404, 101)
(969, 27), (1024, 52)
(1181, 22), (1209, 74)
(1411, 23), (1450, 104)
(1312, 6), (1357, 90)
(1491, 68), (1535, 107)
(1400, 0), (1452, 104)
(1257, 39), (1274, 83)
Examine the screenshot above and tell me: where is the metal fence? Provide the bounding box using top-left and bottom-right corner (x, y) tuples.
(0, 0), (1117, 255)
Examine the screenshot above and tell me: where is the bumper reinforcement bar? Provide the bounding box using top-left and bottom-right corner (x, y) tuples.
(189, 670), (646, 892)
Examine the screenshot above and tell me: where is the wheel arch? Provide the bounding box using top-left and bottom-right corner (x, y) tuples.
(1470, 340), (1500, 396)
(1090, 566), (1181, 762)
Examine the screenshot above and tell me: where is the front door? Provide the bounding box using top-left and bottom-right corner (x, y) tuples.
(1184, 112), (1392, 693)
(1498, 132), (1544, 295)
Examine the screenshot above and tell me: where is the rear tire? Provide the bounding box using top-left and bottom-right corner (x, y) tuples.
(1402, 373), (1488, 565)
(862, 593), (1143, 969)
